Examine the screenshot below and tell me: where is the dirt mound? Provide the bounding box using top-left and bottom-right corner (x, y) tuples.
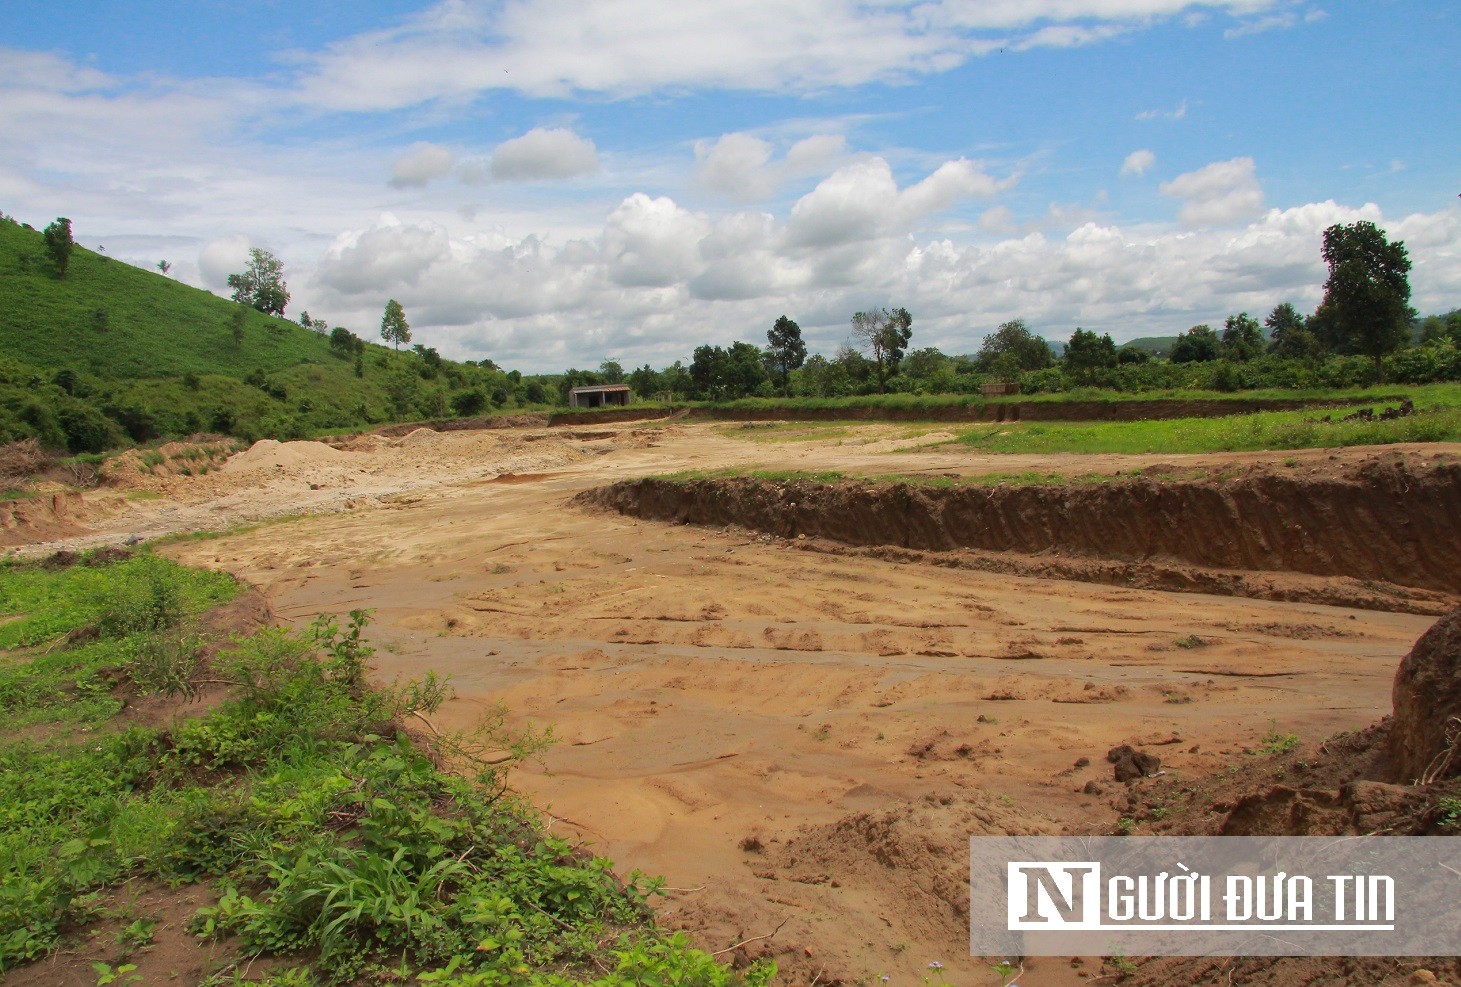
(580, 459), (1461, 597)
(222, 439), (348, 474)
(1391, 608), (1461, 784)
(1, 490), (88, 547)
(1125, 610), (1461, 841)
(396, 427), (441, 447)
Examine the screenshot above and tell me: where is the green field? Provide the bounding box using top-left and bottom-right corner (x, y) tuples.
(950, 400), (1460, 455)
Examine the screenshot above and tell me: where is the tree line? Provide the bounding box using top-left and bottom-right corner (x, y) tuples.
(563, 221), (1456, 402)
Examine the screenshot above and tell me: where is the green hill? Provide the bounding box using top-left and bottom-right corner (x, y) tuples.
(1122, 335), (1180, 357)
(0, 219), (344, 380)
(0, 216), (533, 454)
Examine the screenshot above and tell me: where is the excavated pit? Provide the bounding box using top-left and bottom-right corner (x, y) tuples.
(578, 457), (1461, 612)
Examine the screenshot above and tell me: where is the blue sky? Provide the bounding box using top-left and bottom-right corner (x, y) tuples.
(2, 1), (1457, 371)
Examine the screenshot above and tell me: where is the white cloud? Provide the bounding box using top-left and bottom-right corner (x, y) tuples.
(0, 49), (113, 93)
(389, 142), (456, 188)
(198, 235), (253, 290)
(694, 132), (848, 202)
(293, 0), (1293, 109)
(1136, 99), (1187, 121)
(315, 215), (451, 293)
(694, 134), (775, 200)
(783, 157), (1004, 249)
(1159, 157), (1265, 226)
(484, 128), (599, 182)
(1120, 149), (1155, 177)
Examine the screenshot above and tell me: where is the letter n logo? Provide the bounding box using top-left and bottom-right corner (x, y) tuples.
(1008, 862), (1100, 930)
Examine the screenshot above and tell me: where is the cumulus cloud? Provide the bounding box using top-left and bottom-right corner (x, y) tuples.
(294, 0), (1294, 109)
(784, 157), (1004, 249)
(479, 128), (599, 182)
(695, 132), (847, 201)
(389, 142), (455, 188)
(296, 192), (1460, 374)
(1160, 157), (1265, 226)
(314, 215), (451, 293)
(198, 234), (253, 290)
(1120, 149), (1155, 177)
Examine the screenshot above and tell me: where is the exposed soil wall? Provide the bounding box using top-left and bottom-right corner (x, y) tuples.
(692, 396), (1379, 424)
(579, 458), (1461, 597)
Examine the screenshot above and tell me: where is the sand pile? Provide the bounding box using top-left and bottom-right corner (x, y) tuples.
(223, 440), (349, 474)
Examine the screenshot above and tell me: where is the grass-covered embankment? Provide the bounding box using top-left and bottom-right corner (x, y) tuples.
(0, 551), (769, 986)
(951, 398), (1460, 455)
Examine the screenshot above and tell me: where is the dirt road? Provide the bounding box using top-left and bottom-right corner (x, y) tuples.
(14, 421), (1456, 985)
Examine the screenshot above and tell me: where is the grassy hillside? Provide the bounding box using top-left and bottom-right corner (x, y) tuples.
(1121, 335), (1180, 356)
(0, 217), (543, 453)
(0, 218), (345, 380)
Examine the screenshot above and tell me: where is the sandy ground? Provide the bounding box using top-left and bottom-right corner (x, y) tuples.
(12, 421), (1457, 985)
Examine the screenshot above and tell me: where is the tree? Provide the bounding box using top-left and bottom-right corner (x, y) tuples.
(227, 248), (290, 316)
(976, 319), (1054, 375)
(380, 299), (411, 351)
(43, 217), (74, 278)
(1062, 328), (1117, 380)
(1220, 312), (1265, 362)
(1171, 324), (1220, 363)
(598, 360), (625, 384)
(1266, 303), (1323, 360)
(765, 315), (807, 396)
(1419, 310), (1461, 346)
(1318, 221), (1413, 380)
(229, 304), (248, 345)
(849, 307), (913, 393)
(156, 260), (172, 277)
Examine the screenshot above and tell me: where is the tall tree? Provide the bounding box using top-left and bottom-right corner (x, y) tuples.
(1317, 221), (1413, 380)
(43, 217), (74, 278)
(976, 318), (1054, 378)
(1062, 328), (1117, 380)
(765, 315), (807, 396)
(598, 359), (625, 383)
(1171, 324), (1220, 363)
(1265, 302), (1322, 360)
(1220, 312), (1265, 362)
(849, 307), (913, 393)
(227, 248), (290, 316)
(380, 298), (411, 351)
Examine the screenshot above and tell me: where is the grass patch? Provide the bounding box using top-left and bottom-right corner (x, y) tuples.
(0, 554), (770, 987)
(952, 402), (1461, 455)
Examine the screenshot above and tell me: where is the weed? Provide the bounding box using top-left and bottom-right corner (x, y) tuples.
(1108, 952), (1138, 975)
(1438, 797), (1461, 832)
(1115, 817), (1136, 835)
(1257, 722), (1300, 756)
(1174, 634), (1206, 649)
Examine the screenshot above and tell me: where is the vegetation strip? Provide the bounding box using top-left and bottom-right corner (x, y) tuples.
(0, 550), (771, 986)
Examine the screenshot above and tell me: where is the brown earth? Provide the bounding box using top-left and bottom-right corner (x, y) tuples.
(6, 421), (1461, 986)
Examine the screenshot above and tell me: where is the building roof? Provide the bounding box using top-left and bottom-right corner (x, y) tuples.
(568, 384), (632, 393)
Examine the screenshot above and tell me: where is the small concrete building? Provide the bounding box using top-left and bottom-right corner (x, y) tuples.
(568, 384), (632, 409)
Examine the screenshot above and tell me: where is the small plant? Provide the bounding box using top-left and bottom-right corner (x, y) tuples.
(1163, 690), (1192, 704)
(1436, 796), (1461, 832)
(91, 962), (142, 986)
(1257, 722), (1300, 756)
(1115, 817), (1136, 835)
(117, 916), (156, 951)
(1174, 634), (1206, 649)
(814, 724), (831, 741)
(1108, 952), (1138, 975)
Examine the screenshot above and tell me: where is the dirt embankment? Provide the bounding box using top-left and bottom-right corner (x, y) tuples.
(695, 396), (1383, 424)
(579, 458), (1461, 602)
